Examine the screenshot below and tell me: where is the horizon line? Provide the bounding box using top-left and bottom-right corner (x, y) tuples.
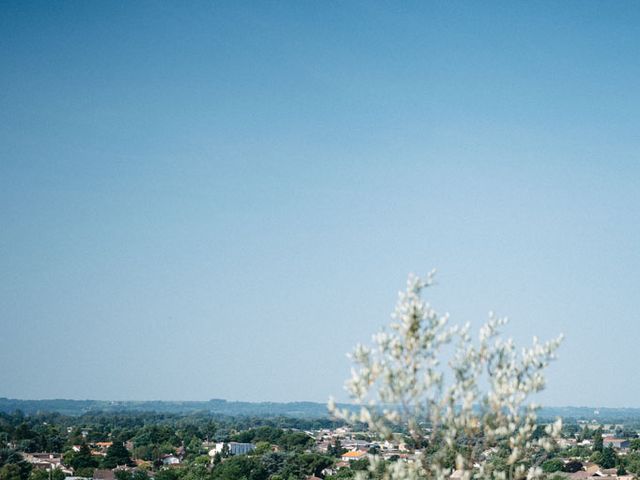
(3, 397), (640, 411)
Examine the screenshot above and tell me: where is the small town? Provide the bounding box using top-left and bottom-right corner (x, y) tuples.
(2, 409), (640, 480)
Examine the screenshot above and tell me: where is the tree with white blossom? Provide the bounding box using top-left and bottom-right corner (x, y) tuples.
(329, 271), (563, 480)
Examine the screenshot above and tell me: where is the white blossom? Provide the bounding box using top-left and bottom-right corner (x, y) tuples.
(329, 271), (563, 480)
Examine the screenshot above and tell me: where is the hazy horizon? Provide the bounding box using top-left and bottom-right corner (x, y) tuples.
(2, 2), (639, 407)
(4, 397), (640, 411)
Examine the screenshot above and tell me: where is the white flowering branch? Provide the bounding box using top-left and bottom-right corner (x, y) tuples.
(329, 271), (563, 480)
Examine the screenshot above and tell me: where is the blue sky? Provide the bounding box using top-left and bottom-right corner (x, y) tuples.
(1, 1), (639, 406)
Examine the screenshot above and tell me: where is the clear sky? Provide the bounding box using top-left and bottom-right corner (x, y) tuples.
(1, 1), (639, 407)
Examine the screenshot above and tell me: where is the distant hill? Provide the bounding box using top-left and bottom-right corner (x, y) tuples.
(537, 406), (640, 422)
(1, 398), (640, 421)
(0, 397), (337, 418)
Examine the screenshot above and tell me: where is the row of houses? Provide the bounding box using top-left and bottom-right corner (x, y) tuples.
(23, 453), (72, 475)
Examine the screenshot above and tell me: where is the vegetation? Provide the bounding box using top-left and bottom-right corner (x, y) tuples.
(0, 409), (350, 480)
(331, 272), (564, 480)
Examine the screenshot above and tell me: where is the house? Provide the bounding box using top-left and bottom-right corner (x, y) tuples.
(343, 440), (370, 450)
(316, 441), (331, 453)
(161, 454), (180, 466)
(341, 451), (367, 462)
(583, 463), (600, 475)
(24, 453), (65, 471)
(93, 470), (115, 480)
(208, 442), (256, 457)
(93, 442), (113, 456)
(558, 438), (578, 448)
(569, 472), (617, 480)
(602, 437), (630, 449)
(382, 440), (398, 451)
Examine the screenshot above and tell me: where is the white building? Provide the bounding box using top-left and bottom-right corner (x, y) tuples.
(161, 454), (180, 465)
(208, 442), (256, 456)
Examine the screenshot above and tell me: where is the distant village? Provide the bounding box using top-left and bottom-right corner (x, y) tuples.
(5, 417), (640, 480)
